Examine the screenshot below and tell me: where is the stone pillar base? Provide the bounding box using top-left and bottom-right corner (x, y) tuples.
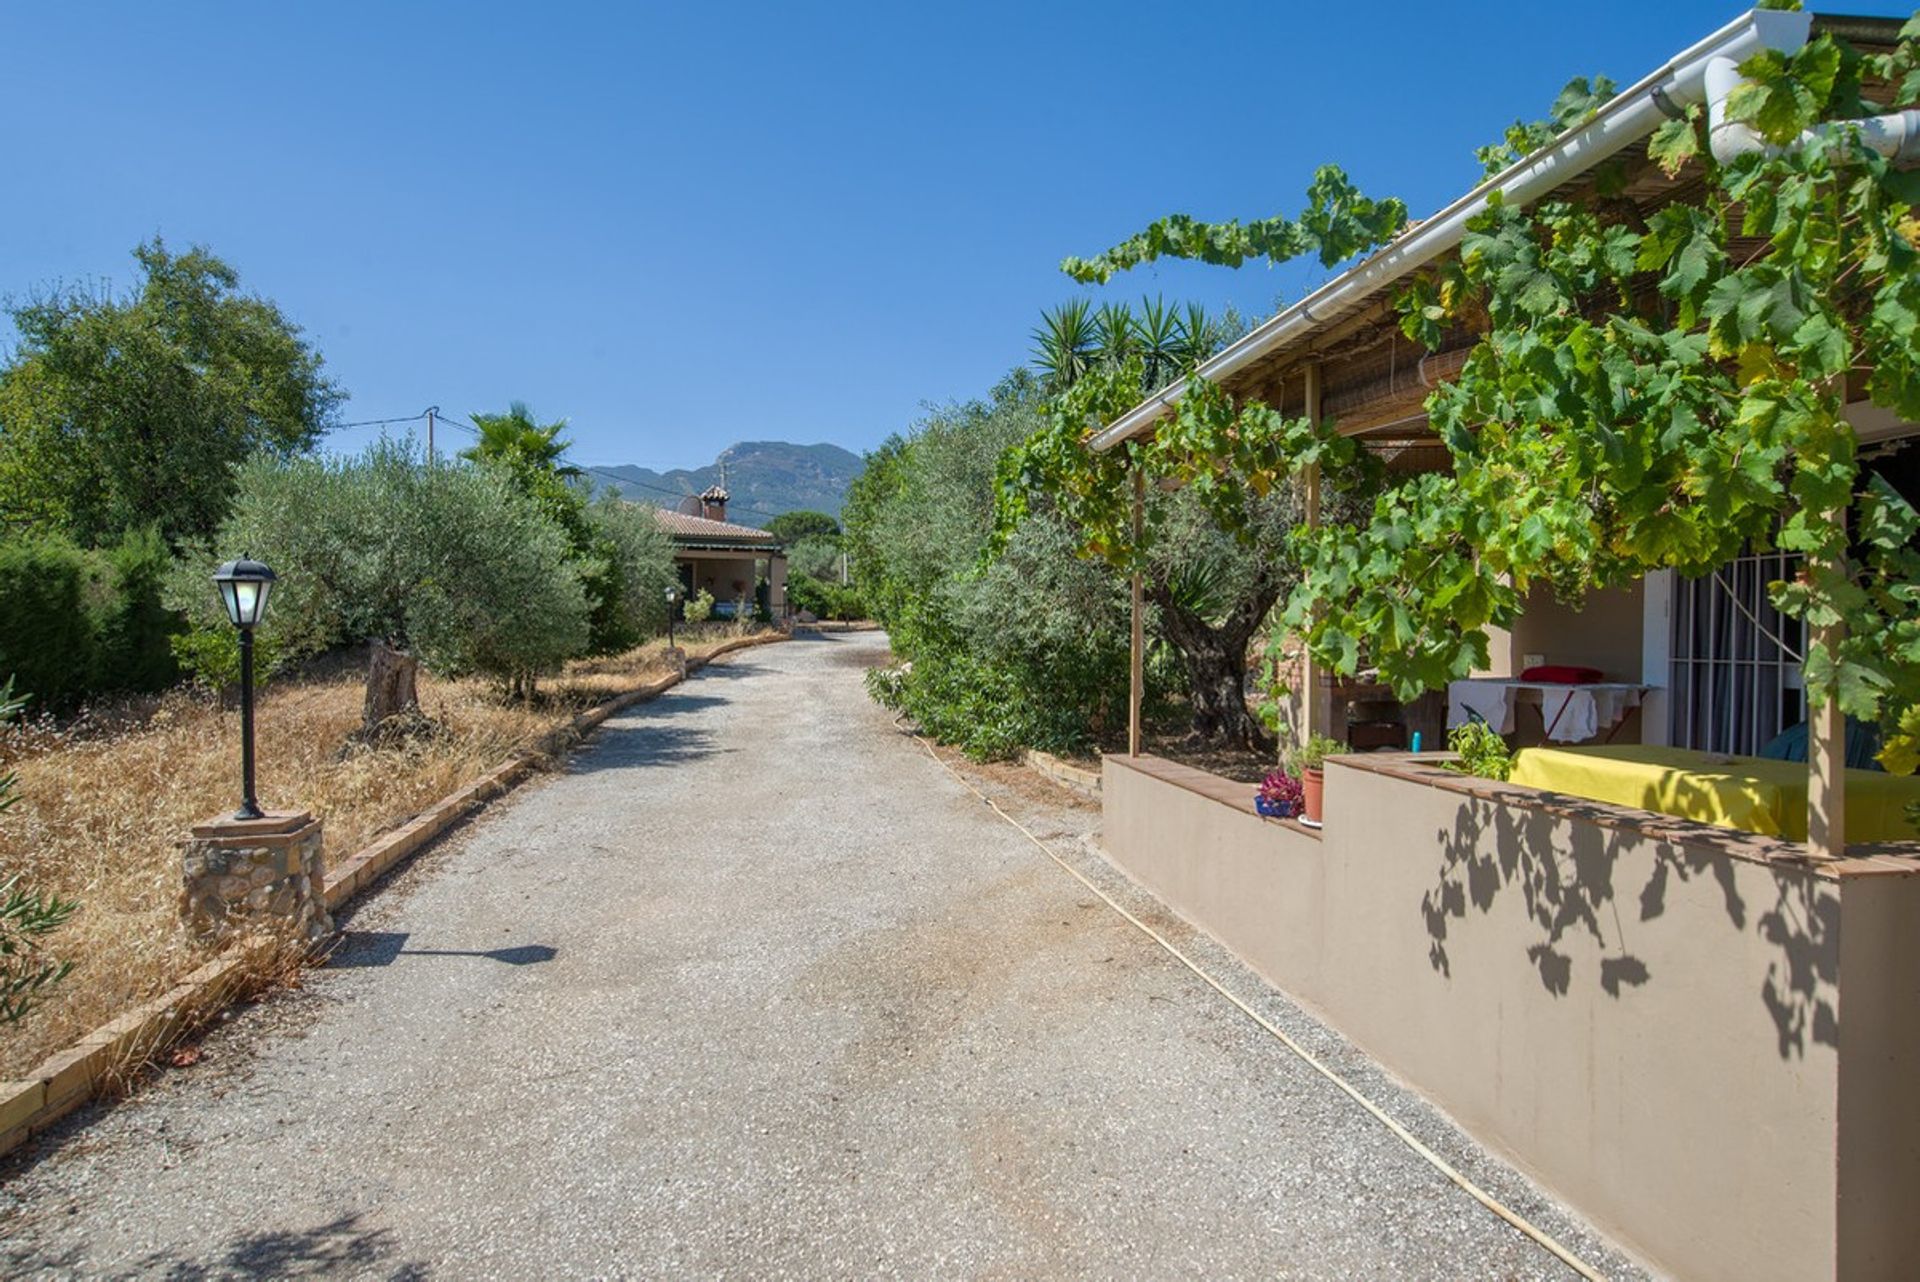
(182, 811), (332, 943)
(664, 646), (689, 677)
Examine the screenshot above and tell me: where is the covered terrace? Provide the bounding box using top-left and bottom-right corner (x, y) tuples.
(1086, 9), (1920, 1281)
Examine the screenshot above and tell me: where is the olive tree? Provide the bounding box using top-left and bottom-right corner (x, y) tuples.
(171, 440), (591, 716)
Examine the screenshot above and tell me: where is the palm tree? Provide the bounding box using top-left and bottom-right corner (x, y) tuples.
(1031, 300), (1100, 391)
(462, 402), (581, 479)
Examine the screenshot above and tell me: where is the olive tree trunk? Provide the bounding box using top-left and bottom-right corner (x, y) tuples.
(1146, 578), (1278, 753)
(360, 640), (423, 738)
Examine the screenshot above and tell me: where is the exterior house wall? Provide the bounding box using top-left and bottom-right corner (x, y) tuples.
(1100, 751), (1920, 1281)
(674, 549), (789, 616)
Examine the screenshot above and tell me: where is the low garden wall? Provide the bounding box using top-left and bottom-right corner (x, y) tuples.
(1100, 751), (1920, 1282)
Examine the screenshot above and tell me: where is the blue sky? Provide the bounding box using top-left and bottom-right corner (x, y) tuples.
(4, 2), (1912, 469)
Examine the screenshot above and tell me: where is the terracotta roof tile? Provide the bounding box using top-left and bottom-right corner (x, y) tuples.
(653, 508), (778, 544)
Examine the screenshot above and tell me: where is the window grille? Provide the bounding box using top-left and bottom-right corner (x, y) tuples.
(1669, 550), (1804, 756)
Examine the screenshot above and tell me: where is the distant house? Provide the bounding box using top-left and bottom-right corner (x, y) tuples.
(655, 486), (787, 618)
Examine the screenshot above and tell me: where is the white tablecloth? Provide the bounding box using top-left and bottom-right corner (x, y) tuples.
(1446, 680), (1648, 743)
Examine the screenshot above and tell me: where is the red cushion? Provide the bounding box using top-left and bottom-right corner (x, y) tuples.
(1520, 664), (1604, 684)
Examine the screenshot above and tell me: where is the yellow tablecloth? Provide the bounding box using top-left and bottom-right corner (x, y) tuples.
(1507, 745), (1920, 843)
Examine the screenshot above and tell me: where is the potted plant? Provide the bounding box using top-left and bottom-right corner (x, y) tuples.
(1287, 732), (1342, 826)
(1255, 769), (1304, 819)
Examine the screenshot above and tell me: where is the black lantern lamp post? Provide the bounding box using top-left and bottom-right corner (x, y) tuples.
(212, 556), (276, 821)
(665, 585), (679, 648)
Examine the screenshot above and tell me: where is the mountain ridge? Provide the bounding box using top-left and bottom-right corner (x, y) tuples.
(593, 440), (863, 526)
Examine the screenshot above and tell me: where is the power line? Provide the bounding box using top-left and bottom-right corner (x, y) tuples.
(325, 409), (793, 527)
(330, 410), (432, 430)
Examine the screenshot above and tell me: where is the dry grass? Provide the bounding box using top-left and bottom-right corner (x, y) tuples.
(0, 627), (764, 1077)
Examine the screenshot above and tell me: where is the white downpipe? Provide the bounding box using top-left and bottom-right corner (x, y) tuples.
(1089, 6), (1816, 452)
(1706, 54), (1920, 163)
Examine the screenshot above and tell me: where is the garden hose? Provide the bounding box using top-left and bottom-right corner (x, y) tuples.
(917, 736), (1606, 1282)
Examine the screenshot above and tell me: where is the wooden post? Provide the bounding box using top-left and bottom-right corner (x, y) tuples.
(1129, 467), (1145, 757)
(1300, 363), (1324, 749)
(1808, 615), (1847, 860)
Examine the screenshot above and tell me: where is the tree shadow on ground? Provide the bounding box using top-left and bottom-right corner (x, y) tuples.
(688, 659), (766, 680)
(574, 693), (732, 773)
(0, 1213), (425, 1280)
(1421, 784), (1837, 1059)
(133, 1213), (428, 1279)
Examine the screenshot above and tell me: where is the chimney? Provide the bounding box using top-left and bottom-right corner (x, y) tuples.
(699, 484), (729, 523)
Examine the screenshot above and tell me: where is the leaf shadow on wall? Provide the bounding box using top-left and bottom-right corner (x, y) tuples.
(1420, 786), (1837, 1060)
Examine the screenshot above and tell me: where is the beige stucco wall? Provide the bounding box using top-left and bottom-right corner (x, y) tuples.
(1836, 871), (1920, 1277)
(1465, 579), (1650, 744)
(1101, 753), (1920, 1281)
(677, 549), (788, 614)
(1504, 580), (1645, 680)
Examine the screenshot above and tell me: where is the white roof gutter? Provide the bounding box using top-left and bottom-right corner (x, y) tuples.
(1088, 6), (1814, 452)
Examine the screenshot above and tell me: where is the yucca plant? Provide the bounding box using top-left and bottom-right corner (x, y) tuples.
(1182, 302), (1219, 370)
(1030, 300), (1100, 391)
(1135, 295), (1185, 394)
(1092, 301), (1140, 370)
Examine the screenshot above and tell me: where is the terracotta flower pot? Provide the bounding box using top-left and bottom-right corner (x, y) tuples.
(1301, 766), (1325, 825)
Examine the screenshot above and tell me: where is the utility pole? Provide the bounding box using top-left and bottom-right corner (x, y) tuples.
(425, 406), (438, 464)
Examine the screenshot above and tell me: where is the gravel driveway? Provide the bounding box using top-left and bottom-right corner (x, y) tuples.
(1, 631), (1644, 1279)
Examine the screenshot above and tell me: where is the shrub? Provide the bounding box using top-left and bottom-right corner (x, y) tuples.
(786, 534), (843, 582)
(683, 589), (715, 624)
(0, 535), (98, 708)
(92, 526), (181, 693)
(788, 573), (866, 621)
(0, 529), (184, 710)
(843, 373), (1142, 759)
(169, 625), (282, 701)
(171, 441), (591, 697)
(583, 494), (677, 652)
(406, 467), (588, 694)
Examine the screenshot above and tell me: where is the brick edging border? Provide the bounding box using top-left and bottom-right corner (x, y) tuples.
(0, 629), (790, 1161)
(1023, 749), (1102, 799)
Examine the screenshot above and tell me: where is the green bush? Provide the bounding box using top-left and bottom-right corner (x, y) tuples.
(171, 441), (591, 696)
(0, 535), (98, 708)
(92, 527), (181, 693)
(788, 573), (866, 621)
(582, 494), (678, 653)
(842, 374), (1142, 759)
(0, 529), (183, 710)
(169, 625), (282, 700)
(683, 589), (715, 624)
